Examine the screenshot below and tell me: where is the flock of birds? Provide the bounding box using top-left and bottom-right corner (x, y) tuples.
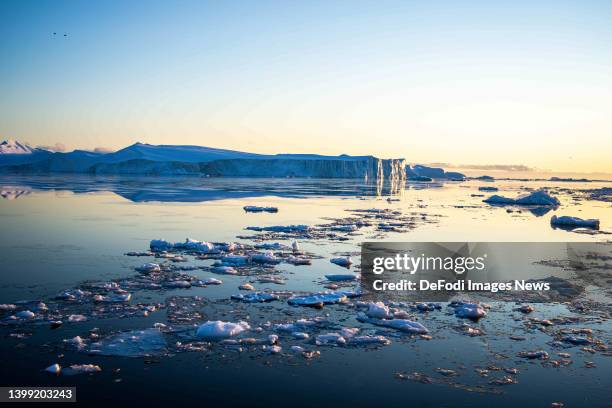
(52, 32), (68, 37)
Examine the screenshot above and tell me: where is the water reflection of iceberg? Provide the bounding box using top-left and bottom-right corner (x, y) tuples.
(0, 175), (430, 203)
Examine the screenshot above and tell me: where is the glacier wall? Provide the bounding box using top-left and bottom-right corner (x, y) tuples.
(88, 157), (407, 181)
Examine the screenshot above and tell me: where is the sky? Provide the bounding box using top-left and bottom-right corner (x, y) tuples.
(1, 0), (611, 174)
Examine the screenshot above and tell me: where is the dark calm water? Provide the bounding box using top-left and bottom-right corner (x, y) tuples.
(0, 176), (609, 407)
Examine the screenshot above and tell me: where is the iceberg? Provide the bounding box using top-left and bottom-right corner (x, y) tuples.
(196, 321), (250, 340)
(550, 215), (599, 230)
(484, 189), (560, 206)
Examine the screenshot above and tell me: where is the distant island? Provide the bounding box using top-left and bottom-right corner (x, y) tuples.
(0, 139), (465, 181)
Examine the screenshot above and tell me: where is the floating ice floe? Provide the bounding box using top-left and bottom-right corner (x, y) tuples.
(93, 293), (132, 302)
(478, 186), (498, 192)
(449, 302), (487, 319)
(88, 329), (167, 357)
(231, 292), (280, 303)
(292, 332), (309, 340)
(287, 292), (348, 307)
(330, 257), (352, 268)
(174, 238), (217, 253)
(483, 189), (560, 206)
(356, 314), (429, 334)
(517, 350), (549, 360)
(0, 304), (17, 311)
(315, 332), (347, 346)
(14, 310), (35, 319)
(211, 266), (238, 275)
(251, 252), (280, 264)
(292, 241), (300, 253)
(243, 206), (278, 213)
(164, 280), (191, 288)
(135, 263), (161, 273)
(325, 274), (357, 282)
(239, 283), (254, 291)
(550, 215), (599, 230)
(349, 335), (391, 346)
(68, 314), (87, 322)
(57, 289), (90, 300)
(221, 255), (249, 265)
(202, 277), (223, 285)
(196, 321), (250, 341)
(61, 364), (101, 376)
(287, 256), (311, 265)
(562, 335), (592, 345)
(254, 242), (288, 250)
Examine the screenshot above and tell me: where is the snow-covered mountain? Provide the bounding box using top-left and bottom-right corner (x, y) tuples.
(0, 139), (36, 154)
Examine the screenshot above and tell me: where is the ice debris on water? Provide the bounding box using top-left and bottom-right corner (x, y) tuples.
(550, 215), (599, 230)
(88, 328), (167, 357)
(14, 310), (35, 319)
(135, 263), (161, 273)
(517, 350), (549, 360)
(231, 292), (280, 303)
(211, 266), (238, 275)
(484, 189), (560, 206)
(365, 302), (391, 319)
(68, 314), (87, 322)
(239, 283), (254, 291)
(246, 225), (310, 233)
(61, 364), (101, 376)
(357, 313), (429, 334)
(202, 277), (223, 285)
(243, 206), (278, 213)
(196, 321), (250, 341)
(288, 292), (348, 307)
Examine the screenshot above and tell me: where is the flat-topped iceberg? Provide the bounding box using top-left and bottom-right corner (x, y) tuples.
(550, 215), (599, 230)
(196, 321), (250, 340)
(231, 292), (280, 303)
(484, 189), (560, 206)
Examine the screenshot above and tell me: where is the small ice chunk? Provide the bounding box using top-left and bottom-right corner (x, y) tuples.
(231, 292), (279, 303)
(268, 345), (282, 354)
(292, 240), (300, 253)
(62, 364), (101, 376)
(450, 302), (487, 319)
(0, 304), (17, 311)
(45, 363), (61, 374)
(66, 336), (86, 348)
(164, 280), (191, 288)
(202, 277), (223, 285)
(330, 257), (352, 268)
(291, 345), (304, 353)
(243, 206), (278, 213)
(251, 252), (280, 264)
(196, 321), (250, 341)
(478, 186), (498, 192)
(135, 263), (161, 273)
(365, 302), (391, 319)
(68, 314), (87, 322)
(349, 335), (391, 346)
(239, 283), (254, 291)
(268, 334), (279, 344)
(175, 238), (217, 253)
(292, 332), (309, 340)
(288, 292), (348, 307)
(15, 310), (35, 319)
(211, 266), (238, 275)
(221, 255), (249, 265)
(517, 350), (549, 360)
(551, 215), (599, 230)
(315, 333), (347, 346)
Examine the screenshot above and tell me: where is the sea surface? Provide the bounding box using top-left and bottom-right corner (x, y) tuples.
(0, 176), (610, 407)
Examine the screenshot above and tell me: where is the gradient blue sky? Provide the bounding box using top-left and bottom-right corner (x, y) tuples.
(1, 1), (611, 172)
